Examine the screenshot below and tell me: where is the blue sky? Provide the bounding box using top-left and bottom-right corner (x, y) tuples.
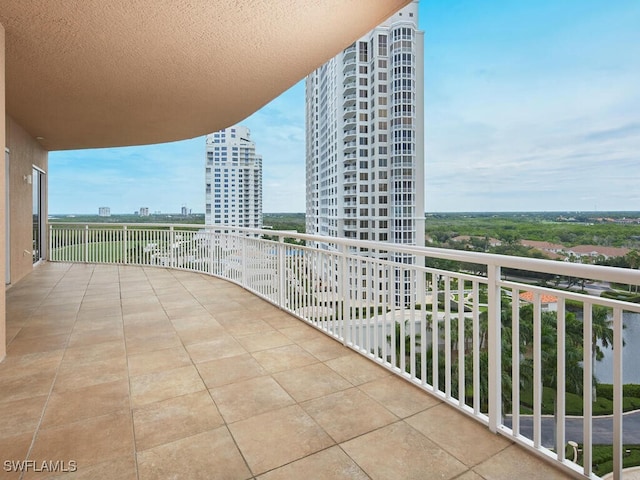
(49, 0), (640, 214)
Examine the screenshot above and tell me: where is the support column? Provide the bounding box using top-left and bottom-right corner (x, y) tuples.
(0, 22), (6, 362)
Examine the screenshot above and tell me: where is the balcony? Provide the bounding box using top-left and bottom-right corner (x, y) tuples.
(1, 262), (566, 480)
(5, 223), (638, 478)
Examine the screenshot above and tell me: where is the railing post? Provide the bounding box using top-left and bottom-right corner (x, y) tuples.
(169, 226), (175, 268)
(487, 264), (502, 433)
(241, 232), (247, 287)
(339, 243), (348, 345)
(84, 224), (89, 263)
(208, 228), (214, 275)
(123, 225), (128, 265)
(48, 224), (53, 261)
(278, 235), (286, 309)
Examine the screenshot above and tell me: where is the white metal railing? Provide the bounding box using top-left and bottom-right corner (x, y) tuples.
(48, 222), (640, 479)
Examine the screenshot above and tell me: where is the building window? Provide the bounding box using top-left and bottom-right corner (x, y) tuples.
(378, 34), (388, 56)
(359, 41), (368, 62)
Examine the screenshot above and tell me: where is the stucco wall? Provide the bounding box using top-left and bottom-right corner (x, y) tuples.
(5, 116), (48, 285)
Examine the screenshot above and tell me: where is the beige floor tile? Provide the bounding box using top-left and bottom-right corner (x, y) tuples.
(0, 350), (64, 383)
(137, 428), (251, 480)
(301, 388), (397, 443)
(41, 379), (130, 428)
(455, 472), (485, 480)
(229, 405), (334, 475)
(164, 304), (211, 320)
(210, 376), (295, 424)
(261, 313), (306, 329)
(54, 351), (128, 392)
(125, 331), (183, 355)
(0, 433), (34, 479)
(196, 353), (267, 388)
(406, 404), (512, 467)
(7, 333), (69, 356)
(257, 445), (369, 480)
(130, 365), (205, 407)
(0, 369), (57, 404)
(0, 395), (47, 439)
(27, 412), (134, 474)
(474, 444), (572, 479)
(204, 299), (244, 313)
(220, 317), (274, 337)
(342, 421), (467, 480)
(273, 363), (352, 402)
(251, 344), (318, 373)
(235, 330), (293, 353)
(67, 325), (124, 348)
(278, 324), (322, 343)
(359, 375), (440, 418)
(133, 390), (224, 451)
(173, 321), (225, 345)
(299, 335), (351, 361)
(12, 323), (74, 339)
(185, 335), (247, 363)
(60, 340), (126, 363)
(325, 353), (390, 385)
(127, 346), (193, 376)
(123, 320), (175, 337)
(75, 306), (122, 322)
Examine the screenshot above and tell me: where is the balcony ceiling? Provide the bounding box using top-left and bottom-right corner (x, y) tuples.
(1, 0), (410, 151)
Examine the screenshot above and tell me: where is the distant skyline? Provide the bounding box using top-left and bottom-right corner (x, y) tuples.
(49, 0), (640, 214)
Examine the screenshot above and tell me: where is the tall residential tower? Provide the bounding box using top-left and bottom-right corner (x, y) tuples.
(305, 1), (424, 250)
(205, 125), (263, 228)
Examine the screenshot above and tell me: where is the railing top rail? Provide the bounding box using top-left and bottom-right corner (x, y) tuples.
(48, 222), (640, 286)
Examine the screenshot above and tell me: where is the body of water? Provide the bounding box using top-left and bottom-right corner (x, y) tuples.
(594, 312), (640, 384)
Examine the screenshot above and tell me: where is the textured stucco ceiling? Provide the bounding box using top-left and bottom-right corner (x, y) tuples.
(1, 0), (410, 151)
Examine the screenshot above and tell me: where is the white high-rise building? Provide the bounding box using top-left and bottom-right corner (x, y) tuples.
(305, 2), (424, 303)
(205, 125), (263, 229)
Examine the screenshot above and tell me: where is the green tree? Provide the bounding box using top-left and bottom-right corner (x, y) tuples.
(386, 319), (422, 372)
(591, 305), (616, 401)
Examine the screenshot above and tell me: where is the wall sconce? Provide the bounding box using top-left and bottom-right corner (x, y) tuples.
(23, 174), (32, 184)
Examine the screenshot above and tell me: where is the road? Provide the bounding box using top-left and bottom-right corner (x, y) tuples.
(504, 410), (640, 447)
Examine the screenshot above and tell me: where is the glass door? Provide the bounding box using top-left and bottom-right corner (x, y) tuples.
(32, 167), (45, 264)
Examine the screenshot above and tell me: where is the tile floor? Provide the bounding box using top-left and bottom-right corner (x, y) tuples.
(0, 262), (573, 479)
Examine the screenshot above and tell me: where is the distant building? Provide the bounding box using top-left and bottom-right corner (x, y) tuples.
(139, 207), (150, 216)
(98, 207), (111, 217)
(519, 291), (558, 312)
(305, 1), (424, 248)
(568, 245), (630, 260)
(181, 206), (188, 216)
(304, 1), (424, 305)
(205, 125), (262, 228)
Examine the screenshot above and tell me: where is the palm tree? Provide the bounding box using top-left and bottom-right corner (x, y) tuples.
(386, 319), (422, 373)
(591, 305), (616, 401)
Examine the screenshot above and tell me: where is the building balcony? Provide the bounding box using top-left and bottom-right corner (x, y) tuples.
(5, 223), (638, 479)
(343, 106), (357, 118)
(344, 128), (357, 141)
(343, 43), (357, 59)
(342, 58), (357, 72)
(343, 71), (357, 84)
(343, 93), (357, 104)
(1, 263), (562, 480)
(343, 174), (357, 185)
